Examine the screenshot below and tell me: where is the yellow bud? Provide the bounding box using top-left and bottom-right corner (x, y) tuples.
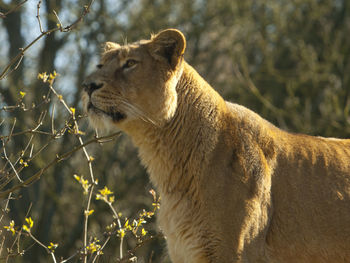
(70, 107), (76, 115)
(99, 186), (113, 196)
(118, 229), (125, 238)
(86, 209), (94, 216)
(48, 242), (58, 251)
(73, 174), (80, 182)
(25, 217), (33, 228)
(37, 72), (49, 82)
(108, 195), (115, 203)
(4, 220), (16, 235)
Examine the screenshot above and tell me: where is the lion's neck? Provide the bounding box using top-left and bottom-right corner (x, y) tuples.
(129, 63), (227, 197)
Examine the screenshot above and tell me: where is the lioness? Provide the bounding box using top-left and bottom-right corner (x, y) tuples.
(82, 29), (350, 263)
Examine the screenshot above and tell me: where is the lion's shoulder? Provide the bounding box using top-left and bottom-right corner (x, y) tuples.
(224, 101), (282, 143)
(225, 102), (276, 128)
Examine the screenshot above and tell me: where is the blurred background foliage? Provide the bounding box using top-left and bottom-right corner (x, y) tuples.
(0, 0), (349, 262)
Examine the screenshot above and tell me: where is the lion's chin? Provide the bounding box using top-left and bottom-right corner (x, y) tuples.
(86, 103), (126, 133)
(87, 102), (126, 122)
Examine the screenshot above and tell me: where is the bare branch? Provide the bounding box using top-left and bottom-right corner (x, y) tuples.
(0, 0), (28, 18)
(0, 132), (121, 198)
(51, 103), (56, 134)
(52, 10), (63, 30)
(0, 193), (12, 224)
(0, 0), (95, 80)
(36, 0), (43, 33)
(1, 142), (22, 183)
(83, 185), (94, 263)
(61, 0), (95, 32)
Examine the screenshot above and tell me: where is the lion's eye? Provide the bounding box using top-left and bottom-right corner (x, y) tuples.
(123, 59), (137, 69)
(97, 64), (103, 69)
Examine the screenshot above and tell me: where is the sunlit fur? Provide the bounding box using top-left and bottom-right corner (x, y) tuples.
(83, 29), (350, 263)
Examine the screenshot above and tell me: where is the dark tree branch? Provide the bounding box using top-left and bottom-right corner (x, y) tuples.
(0, 0), (95, 80)
(0, 132), (121, 198)
(0, 0), (27, 18)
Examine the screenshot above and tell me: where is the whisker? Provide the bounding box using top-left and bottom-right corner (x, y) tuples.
(94, 94), (159, 127)
(118, 99), (159, 127)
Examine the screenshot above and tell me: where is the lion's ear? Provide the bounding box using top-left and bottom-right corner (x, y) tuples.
(103, 42), (121, 52)
(148, 29), (186, 69)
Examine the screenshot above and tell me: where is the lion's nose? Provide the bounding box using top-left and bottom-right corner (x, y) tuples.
(83, 82), (103, 97)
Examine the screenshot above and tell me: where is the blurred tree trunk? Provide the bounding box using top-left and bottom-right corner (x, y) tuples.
(30, 1), (66, 259)
(2, 0), (24, 96)
(2, 1), (28, 226)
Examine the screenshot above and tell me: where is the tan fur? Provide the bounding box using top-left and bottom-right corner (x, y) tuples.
(83, 29), (350, 263)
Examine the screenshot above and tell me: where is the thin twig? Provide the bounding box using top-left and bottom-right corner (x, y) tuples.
(36, 0), (43, 33)
(0, 0), (28, 18)
(52, 10), (63, 30)
(59, 251), (78, 263)
(83, 185), (94, 263)
(106, 201), (124, 258)
(2, 141), (23, 183)
(4, 53), (24, 78)
(0, 132), (121, 198)
(51, 102), (56, 134)
(13, 134), (34, 167)
(3, 204), (33, 262)
(0, 129), (57, 140)
(26, 232), (57, 263)
(7, 118), (16, 143)
(61, 0), (95, 32)
(29, 143), (34, 158)
(0, 90), (51, 114)
(0, 193), (12, 224)
(10, 112), (46, 170)
(0, 235), (5, 259)
(91, 236), (111, 263)
(0, 118), (17, 176)
(0, 0), (95, 79)
(0, 30), (52, 79)
(48, 82), (97, 183)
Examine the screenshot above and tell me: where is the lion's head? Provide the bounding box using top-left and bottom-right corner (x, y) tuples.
(82, 29), (186, 132)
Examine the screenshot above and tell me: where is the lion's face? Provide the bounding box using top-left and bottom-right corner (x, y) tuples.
(82, 29), (186, 132)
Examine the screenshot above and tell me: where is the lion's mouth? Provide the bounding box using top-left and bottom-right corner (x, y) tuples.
(87, 102), (126, 122)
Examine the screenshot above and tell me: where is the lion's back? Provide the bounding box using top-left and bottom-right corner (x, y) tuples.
(225, 101), (350, 262)
(267, 122), (350, 262)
